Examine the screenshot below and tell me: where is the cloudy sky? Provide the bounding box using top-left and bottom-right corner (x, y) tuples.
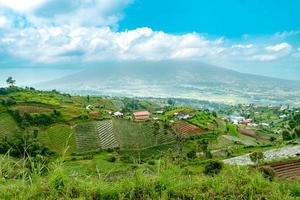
(0, 0), (300, 80)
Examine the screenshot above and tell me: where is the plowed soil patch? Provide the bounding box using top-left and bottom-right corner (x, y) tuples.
(268, 159), (300, 180)
(173, 121), (206, 137)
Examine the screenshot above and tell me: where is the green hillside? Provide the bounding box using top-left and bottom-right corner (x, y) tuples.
(38, 124), (76, 155)
(1, 87), (300, 199)
(0, 112), (19, 139)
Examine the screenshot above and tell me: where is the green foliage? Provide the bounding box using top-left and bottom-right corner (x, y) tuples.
(188, 111), (215, 130)
(38, 124), (76, 155)
(0, 132), (52, 158)
(250, 151), (264, 164)
(107, 155), (117, 162)
(259, 166), (275, 181)
(186, 150), (197, 160)
(167, 99), (175, 106)
(6, 77), (16, 87)
(113, 119), (176, 149)
(282, 130), (292, 141)
(203, 160), (223, 176)
(227, 123), (239, 136)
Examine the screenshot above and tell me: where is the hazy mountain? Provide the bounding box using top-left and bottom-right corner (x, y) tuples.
(38, 61), (300, 106)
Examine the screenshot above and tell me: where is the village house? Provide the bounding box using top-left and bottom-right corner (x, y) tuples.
(155, 110), (164, 114)
(176, 112), (191, 120)
(133, 111), (150, 121)
(113, 111), (123, 117)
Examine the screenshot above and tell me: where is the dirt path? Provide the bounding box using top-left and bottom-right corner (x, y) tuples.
(224, 145), (300, 165)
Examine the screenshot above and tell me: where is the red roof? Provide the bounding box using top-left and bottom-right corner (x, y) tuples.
(133, 111), (150, 116)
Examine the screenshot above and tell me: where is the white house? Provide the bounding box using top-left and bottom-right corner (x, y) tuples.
(113, 111), (123, 117)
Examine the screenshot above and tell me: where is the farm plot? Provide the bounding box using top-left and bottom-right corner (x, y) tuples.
(0, 112), (19, 139)
(238, 127), (270, 141)
(269, 160), (300, 180)
(96, 120), (118, 149)
(173, 121), (206, 137)
(74, 122), (101, 152)
(39, 124), (76, 155)
(13, 105), (53, 114)
(113, 119), (176, 149)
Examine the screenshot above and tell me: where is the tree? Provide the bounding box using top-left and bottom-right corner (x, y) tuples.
(197, 139), (212, 159)
(187, 150), (197, 160)
(250, 151), (264, 164)
(6, 77), (16, 87)
(203, 160), (223, 176)
(282, 130), (292, 141)
(167, 99), (175, 106)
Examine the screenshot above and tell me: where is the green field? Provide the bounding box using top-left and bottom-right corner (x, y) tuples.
(0, 112), (19, 139)
(38, 124), (76, 155)
(113, 119), (176, 149)
(74, 122), (101, 152)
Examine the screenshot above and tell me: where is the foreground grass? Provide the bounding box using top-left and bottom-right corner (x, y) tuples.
(0, 154), (299, 200)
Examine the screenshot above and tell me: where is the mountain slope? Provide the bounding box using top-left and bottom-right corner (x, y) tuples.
(38, 61), (300, 105)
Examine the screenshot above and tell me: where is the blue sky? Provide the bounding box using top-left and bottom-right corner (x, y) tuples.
(120, 0), (300, 38)
(0, 0), (300, 80)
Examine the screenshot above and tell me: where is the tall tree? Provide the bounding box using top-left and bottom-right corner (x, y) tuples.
(6, 77), (16, 87)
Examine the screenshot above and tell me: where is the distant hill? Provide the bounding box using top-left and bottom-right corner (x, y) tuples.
(38, 61), (300, 106)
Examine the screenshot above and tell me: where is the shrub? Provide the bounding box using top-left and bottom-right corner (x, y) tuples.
(186, 150), (197, 160)
(259, 166), (275, 181)
(203, 160), (223, 176)
(107, 156), (116, 162)
(120, 155), (134, 163)
(282, 130), (292, 141)
(250, 151), (264, 164)
(147, 160), (155, 165)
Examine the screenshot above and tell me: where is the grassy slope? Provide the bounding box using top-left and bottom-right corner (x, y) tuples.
(38, 124), (76, 155)
(0, 107), (19, 139)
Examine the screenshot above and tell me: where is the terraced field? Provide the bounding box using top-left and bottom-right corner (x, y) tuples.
(113, 119), (176, 149)
(238, 127), (270, 141)
(269, 160), (300, 180)
(74, 119), (177, 152)
(38, 124), (76, 155)
(96, 120), (118, 149)
(74, 122), (101, 152)
(173, 121), (206, 137)
(12, 105), (53, 114)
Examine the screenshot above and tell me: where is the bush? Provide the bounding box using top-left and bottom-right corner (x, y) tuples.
(259, 166), (275, 181)
(107, 156), (116, 162)
(147, 160), (155, 165)
(250, 151), (264, 164)
(0, 132), (52, 158)
(186, 150), (197, 160)
(120, 155), (134, 163)
(203, 160), (223, 176)
(282, 130), (292, 141)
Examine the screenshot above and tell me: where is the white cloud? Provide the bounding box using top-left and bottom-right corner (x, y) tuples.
(0, 26), (227, 63)
(0, 0), (133, 27)
(251, 54), (278, 62)
(265, 42), (292, 52)
(0, 15), (6, 27)
(0, 0), (298, 67)
(232, 44), (254, 49)
(1, 26), (297, 65)
(0, 0), (46, 12)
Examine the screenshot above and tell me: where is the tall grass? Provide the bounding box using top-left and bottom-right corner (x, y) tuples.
(0, 150), (299, 199)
